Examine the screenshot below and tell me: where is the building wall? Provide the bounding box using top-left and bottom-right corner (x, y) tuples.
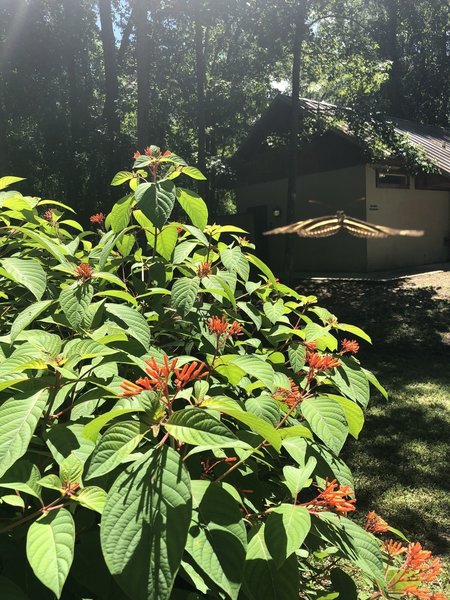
(235, 165), (367, 275)
(365, 165), (450, 271)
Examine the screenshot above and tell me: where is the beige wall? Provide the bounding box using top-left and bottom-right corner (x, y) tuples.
(365, 165), (450, 271)
(235, 165), (367, 274)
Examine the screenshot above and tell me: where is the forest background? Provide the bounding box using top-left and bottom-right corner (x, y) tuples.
(0, 0), (448, 219)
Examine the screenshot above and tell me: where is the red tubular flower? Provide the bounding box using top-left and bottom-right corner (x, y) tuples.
(311, 479), (356, 514)
(174, 361), (208, 389)
(304, 341), (317, 352)
(272, 378), (302, 408)
(133, 151), (141, 159)
(90, 212), (105, 225)
(383, 539), (406, 557)
(228, 321), (242, 337)
(144, 355), (178, 390)
(208, 315), (229, 336)
(306, 351), (341, 372)
(197, 262), (212, 278)
(74, 262), (94, 282)
(365, 510), (390, 534)
(340, 339), (360, 354)
(119, 379), (147, 397)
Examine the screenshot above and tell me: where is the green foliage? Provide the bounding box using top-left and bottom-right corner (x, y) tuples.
(0, 154), (445, 600)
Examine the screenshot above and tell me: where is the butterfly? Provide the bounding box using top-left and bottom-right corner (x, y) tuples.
(263, 210), (424, 239)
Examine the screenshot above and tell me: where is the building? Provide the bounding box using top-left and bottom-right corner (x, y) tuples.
(231, 95), (450, 274)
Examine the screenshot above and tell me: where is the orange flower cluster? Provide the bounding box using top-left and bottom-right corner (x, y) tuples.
(309, 479), (356, 514)
(208, 316), (242, 339)
(384, 542), (446, 599)
(74, 262), (94, 281)
(340, 339), (360, 354)
(304, 341), (317, 352)
(197, 262), (212, 278)
(306, 351), (341, 372)
(133, 148), (172, 159)
(272, 378), (302, 408)
(365, 510), (390, 534)
(90, 212), (105, 225)
(119, 356), (207, 397)
(384, 539), (406, 557)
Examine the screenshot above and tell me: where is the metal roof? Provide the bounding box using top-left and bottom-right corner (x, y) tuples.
(236, 95), (450, 177)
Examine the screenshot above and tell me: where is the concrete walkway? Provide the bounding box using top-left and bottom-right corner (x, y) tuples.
(296, 262), (450, 282)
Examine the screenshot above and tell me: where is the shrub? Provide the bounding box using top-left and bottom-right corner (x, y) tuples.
(0, 153), (446, 600)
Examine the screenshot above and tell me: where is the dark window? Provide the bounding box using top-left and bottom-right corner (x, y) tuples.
(376, 169), (409, 188)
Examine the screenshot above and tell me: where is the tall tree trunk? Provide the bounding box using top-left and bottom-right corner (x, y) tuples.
(385, 0), (404, 117)
(98, 0), (120, 138)
(135, 0), (151, 148)
(285, 0), (307, 280)
(194, 4), (208, 204)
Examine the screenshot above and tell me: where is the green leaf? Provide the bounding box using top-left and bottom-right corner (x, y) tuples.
(288, 343), (306, 372)
(176, 188), (208, 230)
(263, 299), (286, 324)
(363, 368), (389, 399)
(165, 408), (250, 449)
(202, 398), (282, 451)
(330, 359), (370, 408)
(186, 481), (247, 600)
(83, 408), (143, 442)
(283, 457), (317, 497)
(9, 227), (69, 264)
(135, 181), (176, 229)
(330, 567), (358, 600)
(10, 300), (53, 342)
(0, 459), (42, 498)
(76, 486), (107, 514)
(301, 397), (348, 455)
(111, 171), (134, 186)
(101, 447), (192, 600)
(86, 420), (144, 479)
(106, 303), (151, 350)
(265, 505), (311, 567)
(243, 524), (299, 600)
(245, 253), (277, 285)
(156, 224), (178, 260)
(336, 323), (372, 343)
(0, 389), (48, 477)
(1, 258), (47, 300)
(245, 396), (280, 426)
(59, 283), (94, 330)
(0, 176), (25, 190)
(229, 355), (275, 390)
(38, 474), (63, 491)
(171, 276), (200, 316)
(329, 395), (364, 439)
(26, 508), (75, 598)
(181, 166), (207, 180)
(60, 454), (83, 485)
(220, 246), (242, 272)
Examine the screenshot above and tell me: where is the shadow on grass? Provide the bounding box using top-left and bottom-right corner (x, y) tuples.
(297, 279), (450, 558)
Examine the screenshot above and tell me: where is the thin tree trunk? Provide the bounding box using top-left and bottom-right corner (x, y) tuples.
(285, 0), (307, 280)
(98, 0), (120, 138)
(135, 0), (151, 148)
(385, 0), (404, 117)
(194, 6), (208, 203)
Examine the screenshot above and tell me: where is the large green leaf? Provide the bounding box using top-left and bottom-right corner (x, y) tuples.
(111, 171), (134, 186)
(229, 355), (275, 390)
(155, 224), (178, 260)
(282, 457), (317, 498)
(59, 283), (94, 330)
(0, 176), (25, 190)
(301, 397), (348, 455)
(243, 524), (299, 600)
(264, 505), (311, 567)
(0, 389), (48, 477)
(85, 420), (144, 479)
(165, 408), (250, 449)
(330, 359), (370, 407)
(186, 481), (247, 600)
(0, 459), (42, 498)
(202, 398), (282, 451)
(101, 446), (192, 600)
(1, 257), (47, 300)
(288, 343), (306, 372)
(176, 188), (208, 230)
(10, 299), (53, 342)
(83, 408), (144, 442)
(263, 299), (286, 324)
(329, 394), (364, 439)
(26, 508), (75, 598)
(181, 166), (207, 180)
(106, 303), (151, 350)
(336, 323), (372, 343)
(76, 486), (107, 514)
(171, 276), (200, 316)
(135, 181), (176, 229)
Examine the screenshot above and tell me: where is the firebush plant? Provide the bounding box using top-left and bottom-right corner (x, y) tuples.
(0, 149), (446, 600)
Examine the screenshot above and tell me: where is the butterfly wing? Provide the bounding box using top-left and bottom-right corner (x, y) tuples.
(343, 216), (424, 238)
(264, 215), (341, 238)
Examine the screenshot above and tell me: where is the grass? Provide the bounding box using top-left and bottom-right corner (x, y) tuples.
(298, 277), (450, 592)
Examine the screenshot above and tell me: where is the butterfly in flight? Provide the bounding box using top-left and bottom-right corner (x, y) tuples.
(263, 210), (424, 239)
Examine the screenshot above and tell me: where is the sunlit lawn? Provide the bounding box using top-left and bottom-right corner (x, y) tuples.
(298, 277), (450, 591)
